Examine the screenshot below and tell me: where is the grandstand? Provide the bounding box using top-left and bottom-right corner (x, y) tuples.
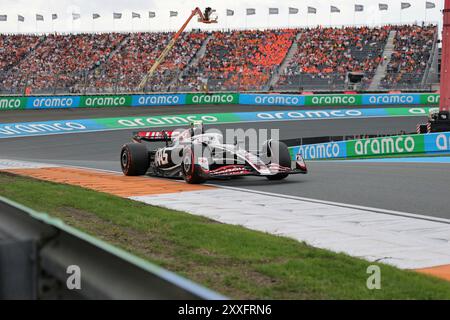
(0, 24), (439, 94)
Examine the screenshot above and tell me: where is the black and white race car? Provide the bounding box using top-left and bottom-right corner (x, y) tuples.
(120, 122), (307, 184)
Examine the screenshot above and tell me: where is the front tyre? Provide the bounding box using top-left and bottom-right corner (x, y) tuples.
(263, 140), (291, 181)
(181, 146), (207, 184)
(121, 143), (149, 176)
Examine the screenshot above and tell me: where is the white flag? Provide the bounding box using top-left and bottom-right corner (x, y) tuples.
(401, 2), (411, 9)
(331, 6), (340, 13)
(269, 8), (279, 15)
(355, 5), (364, 12)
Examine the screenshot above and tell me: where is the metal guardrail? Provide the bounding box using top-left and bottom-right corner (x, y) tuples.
(0, 196), (227, 300)
(0, 69), (437, 96)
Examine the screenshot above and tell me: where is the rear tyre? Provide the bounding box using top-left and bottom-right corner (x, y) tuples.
(418, 124), (428, 134)
(181, 145), (207, 184)
(121, 143), (149, 176)
(263, 140), (291, 181)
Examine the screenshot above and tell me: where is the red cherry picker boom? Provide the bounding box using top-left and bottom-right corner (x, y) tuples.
(138, 7), (217, 91)
(418, 0), (450, 133)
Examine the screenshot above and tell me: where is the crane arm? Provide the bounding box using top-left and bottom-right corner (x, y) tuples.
(139, 7), (210, 90)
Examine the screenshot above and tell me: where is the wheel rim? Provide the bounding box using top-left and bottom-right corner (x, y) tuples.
(121, 150), (128, 169)
(183, 152), (192, 174)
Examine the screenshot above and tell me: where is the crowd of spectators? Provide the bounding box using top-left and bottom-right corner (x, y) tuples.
(277, 26), (390, 90)
(86, 31), (206, 92)
(381, 25), (436, 89)
(0, 34), (42, 71)
(0, 24), (437, 93)
(178, 29), (296, 91)
(1, 33), (126, 93)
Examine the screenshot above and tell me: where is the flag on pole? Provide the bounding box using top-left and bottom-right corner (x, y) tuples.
(401, 2), (411, 9)
(379, 3), (389, 11)
(226, 9), (234, 16)
(132, 12), (141, 19)
(269, 8), (279, 15)
(93, 13), (100, 19)
(246, 8), (256, 15)
(289, 7), (299, 14)
(355, 5), (364, 12)
(0, 15), (7, 22)
(149, 12), (156, 18)
(308, 7), (317, 14)
(113, 13), (122, 19)
(52, 14), (58, 20)
(426, 2), (436, 9)
(331, 6), (340, 13)
(72, 13), (81, 20)
(169, 11), (178, 17)
(18, 15), (25, 22)
(36, 14), (44, 21)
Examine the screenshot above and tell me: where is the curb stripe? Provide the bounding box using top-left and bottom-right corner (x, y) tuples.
(416, 265), (450, 281)
(4, 167), (213, 197)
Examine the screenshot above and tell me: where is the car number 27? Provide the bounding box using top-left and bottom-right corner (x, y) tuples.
(155, 149), (169, 166)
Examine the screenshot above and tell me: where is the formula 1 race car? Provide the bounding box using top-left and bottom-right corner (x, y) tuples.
(120, 122), (307, 184)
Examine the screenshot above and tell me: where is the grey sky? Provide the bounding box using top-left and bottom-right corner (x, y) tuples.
(0, 0), (445, 34)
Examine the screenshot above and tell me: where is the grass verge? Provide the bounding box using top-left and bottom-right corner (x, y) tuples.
(1, 172), (450, 299)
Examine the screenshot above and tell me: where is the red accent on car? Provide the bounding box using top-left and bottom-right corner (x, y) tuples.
(135, 131), (176, 141)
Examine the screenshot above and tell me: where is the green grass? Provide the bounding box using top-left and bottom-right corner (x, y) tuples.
(1, 172), (450, 299)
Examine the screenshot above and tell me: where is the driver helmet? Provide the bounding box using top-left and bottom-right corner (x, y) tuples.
(190, 121), (204, 136)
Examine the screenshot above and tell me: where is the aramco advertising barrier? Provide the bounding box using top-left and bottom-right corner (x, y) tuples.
(291, 132), (450, 160)
(0, 92), (440, 111)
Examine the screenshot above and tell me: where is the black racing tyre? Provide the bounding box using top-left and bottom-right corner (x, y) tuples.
(121, 143), (149, 176)
(418, 124), (428, 134)
(181, 145), (208, 184)
(263, 140), (291, 181)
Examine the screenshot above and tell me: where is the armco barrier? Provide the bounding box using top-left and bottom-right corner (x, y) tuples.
(0, 196), (226, 300)
(0, 92), (441, 112)
(290, 132), (450, 160)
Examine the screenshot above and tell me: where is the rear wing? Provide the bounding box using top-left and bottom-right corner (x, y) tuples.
(133, 131), (177, 142)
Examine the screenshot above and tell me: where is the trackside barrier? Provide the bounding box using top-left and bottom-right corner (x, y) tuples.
(0, 107), (436, 139)
(0, 196), (226, 300)
(0, 92), (440, 111)
(289, 132), (450, 160)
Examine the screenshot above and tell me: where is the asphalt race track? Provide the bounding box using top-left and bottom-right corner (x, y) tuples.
(1, 105), (449, 219)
